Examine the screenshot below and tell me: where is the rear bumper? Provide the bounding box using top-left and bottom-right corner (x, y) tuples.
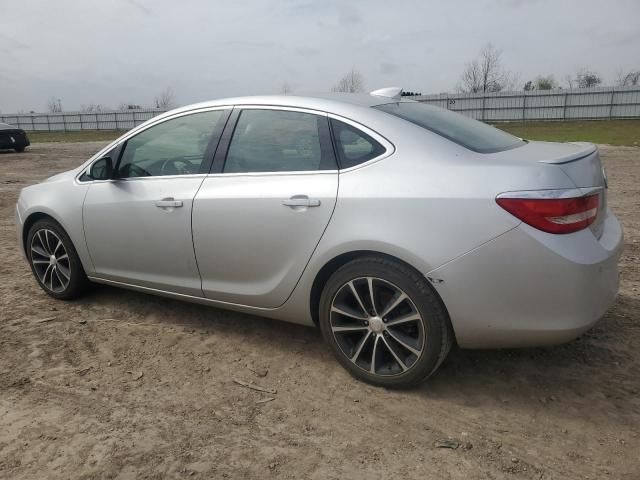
(429, 208), (623, 348)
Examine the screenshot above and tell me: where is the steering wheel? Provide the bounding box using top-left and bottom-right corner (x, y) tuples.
(160, 158), (197, 175)
(120, 163), (151, 178)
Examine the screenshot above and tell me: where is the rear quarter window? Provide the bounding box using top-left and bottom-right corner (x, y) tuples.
(330, 119), (386, 169)
(374, 102), (524, 154)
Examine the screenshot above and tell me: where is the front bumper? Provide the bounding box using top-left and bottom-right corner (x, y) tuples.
(429, 208), (623, 349)
(15, 199), (27, 261)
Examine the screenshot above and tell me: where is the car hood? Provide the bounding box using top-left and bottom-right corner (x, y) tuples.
(40, 168), (80, 184)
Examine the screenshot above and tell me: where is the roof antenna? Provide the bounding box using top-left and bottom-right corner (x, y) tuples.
(370, 87), (403, 99)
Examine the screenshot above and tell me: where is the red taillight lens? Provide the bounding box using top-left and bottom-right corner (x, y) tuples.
(496, 193), (600, 234)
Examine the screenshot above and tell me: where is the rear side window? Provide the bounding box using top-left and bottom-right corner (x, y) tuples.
(330, 119), (386, 169)
(224, 109), (335, 173)
(374, 102), (525, 154)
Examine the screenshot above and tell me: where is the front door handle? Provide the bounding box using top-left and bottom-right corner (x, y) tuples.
(155, 198), (183, 208)
(282, 196), (321, 208)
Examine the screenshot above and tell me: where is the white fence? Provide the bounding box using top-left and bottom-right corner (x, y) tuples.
(2, 86), (640, 131)
(0, 109), (167, 132)
(412, 86), (640, 122)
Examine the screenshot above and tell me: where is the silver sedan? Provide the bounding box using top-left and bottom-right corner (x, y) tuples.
(15, 88), (623, 387)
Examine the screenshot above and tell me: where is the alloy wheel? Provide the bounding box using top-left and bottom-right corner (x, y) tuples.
(30, 229), (71, 293)
(330, 276), (426, 376)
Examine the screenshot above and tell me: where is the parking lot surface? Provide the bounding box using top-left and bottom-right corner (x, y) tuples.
(1, 142), (639, 479)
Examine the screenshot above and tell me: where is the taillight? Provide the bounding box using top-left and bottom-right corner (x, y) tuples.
(496, 193), (600, 234)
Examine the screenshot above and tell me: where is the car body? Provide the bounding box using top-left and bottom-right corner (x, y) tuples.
(15, 90), (623, 386)
(0, 122), (30, 152)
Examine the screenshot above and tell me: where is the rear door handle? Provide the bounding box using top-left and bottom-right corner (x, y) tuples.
(282, 196), (321, 208)
(155, 198), (183, 208)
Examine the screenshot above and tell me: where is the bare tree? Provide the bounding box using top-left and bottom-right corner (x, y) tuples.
(47, 97), (63, 113)
(80, 104), (106, 113)
(459, 44), (515, 93)
(332, 69), (365, 93)
(616, 68), (640, 86)
(575, 69), (602, 88)
(564, 74), (575, 89)
(154, 87), (175, 109)
(280, 83), (293, 95)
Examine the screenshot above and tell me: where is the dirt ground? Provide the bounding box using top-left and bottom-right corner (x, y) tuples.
(1, 142), (639, 480)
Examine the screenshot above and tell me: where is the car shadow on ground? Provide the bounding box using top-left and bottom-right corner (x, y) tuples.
(78, 285), (636, 408)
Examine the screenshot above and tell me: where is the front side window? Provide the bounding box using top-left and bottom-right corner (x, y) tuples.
(374, 102), (525, 154)
(116, 110), (224, 178)
(224, 109), (333, 173)
(330, 119), (386, 169)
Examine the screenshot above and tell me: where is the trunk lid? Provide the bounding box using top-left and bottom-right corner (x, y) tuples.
(492, 140), (607, 238)
(534, 141), (607, 238)
(536, 141), (605, 188)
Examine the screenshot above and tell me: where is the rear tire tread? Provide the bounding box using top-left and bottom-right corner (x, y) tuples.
(319, 255), (453, 388)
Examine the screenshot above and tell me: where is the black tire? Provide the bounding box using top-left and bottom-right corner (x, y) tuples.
(15, 146), (25, 153)
(318, 256), (453, 388)
(26, 218), (90, 300)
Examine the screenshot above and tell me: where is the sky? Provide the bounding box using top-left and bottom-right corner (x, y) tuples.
(0, 0), (638, 113)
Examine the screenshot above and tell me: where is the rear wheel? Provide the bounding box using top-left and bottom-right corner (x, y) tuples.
(26, 219), (90, 300)
(15, 146), (25, 153)
(319, 256), (452, 388)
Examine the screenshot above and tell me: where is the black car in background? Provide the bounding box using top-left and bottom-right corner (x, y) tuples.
(0, 123), (30, 152)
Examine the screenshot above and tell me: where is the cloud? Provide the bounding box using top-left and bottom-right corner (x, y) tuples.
(338, 6), (362, 25)
(0, 32), (29, 50)
(124, 0), (152, 15)
(295, 46), (320, 56)
(0, 0), (638, 112)
(379, 63), (399, 75)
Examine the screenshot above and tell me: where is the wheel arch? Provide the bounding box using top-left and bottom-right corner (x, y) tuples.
(309, 250), (454, 338)
(21, 211), (78, 259)
(22, 212), (58, 252)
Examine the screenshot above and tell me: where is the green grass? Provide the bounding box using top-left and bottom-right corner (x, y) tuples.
(26, 119), (640, 147)
(28, 130), (123, 143)
(495, 120), (640, 147)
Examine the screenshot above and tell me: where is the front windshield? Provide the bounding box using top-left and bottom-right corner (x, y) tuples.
(374, 102), (525, 154)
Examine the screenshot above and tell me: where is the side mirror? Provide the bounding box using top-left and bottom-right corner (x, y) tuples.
(88, 156), (113, 180)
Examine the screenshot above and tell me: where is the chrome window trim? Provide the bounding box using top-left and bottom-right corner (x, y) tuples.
(209, 107), (395, 176)
(76, 104), (396, 181)
(207, 170), (338, 178)
(80, 173), (208, 185)
(229, 104), (328, 116)
(75, 106), (233, 185)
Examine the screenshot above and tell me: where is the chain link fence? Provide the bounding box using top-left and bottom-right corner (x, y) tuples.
(0, 109), (167, 132)
(2, 86), (640, 131)
(412, 86), (640, 122)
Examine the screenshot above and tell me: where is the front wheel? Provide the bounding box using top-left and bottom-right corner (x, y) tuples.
(15, 146), (26, 153)
(319, 256), (453, 388)
(26, 219), (90, 300)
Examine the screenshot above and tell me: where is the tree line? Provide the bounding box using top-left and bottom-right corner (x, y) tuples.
(311, 44), (638, 96)
(43, 87), (176, 114)
(455, 43), (638, 93)
(39, 48), (639, 113)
